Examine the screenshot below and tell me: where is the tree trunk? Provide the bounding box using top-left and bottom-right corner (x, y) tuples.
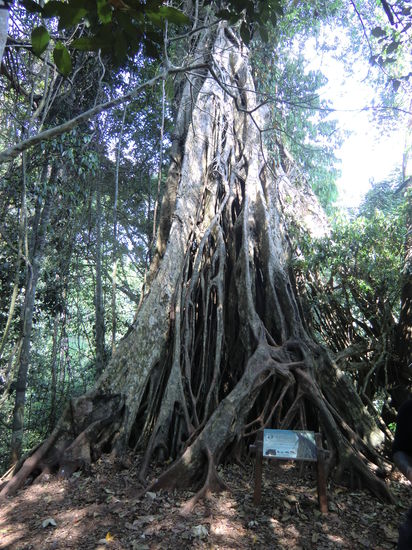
(95, 180), (105, 376)
(1, 25), (393, 502)
(111, 106), (126, 354)
(0, 2), (8, 62)
(48, 312), (60, 433)
(0, 152), (27, 362)
(9, 165), (54, 465)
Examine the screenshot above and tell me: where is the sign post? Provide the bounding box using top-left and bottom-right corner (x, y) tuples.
(315, 433), (328, 514)
(253, 430), (264, 505)
(251, 429), (329, 513)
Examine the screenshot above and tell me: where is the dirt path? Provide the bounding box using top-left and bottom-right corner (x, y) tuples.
(0, 455), (409, 549)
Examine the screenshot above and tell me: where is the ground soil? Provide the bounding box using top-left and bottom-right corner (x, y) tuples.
(0, 453), (410, 549)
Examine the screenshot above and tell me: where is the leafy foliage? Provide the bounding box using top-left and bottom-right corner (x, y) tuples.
(20, 0), (190, 69)
(214, 0), (283, 44)
(251, 7), (341, 210)
(17, 0), (288, 72)
(294, 176), (405, 401)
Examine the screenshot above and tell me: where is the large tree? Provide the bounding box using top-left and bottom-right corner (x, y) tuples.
(1, 1), (404, 502)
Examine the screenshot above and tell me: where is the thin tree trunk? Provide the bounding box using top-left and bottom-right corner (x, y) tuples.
(111, 106), (126, 354)
(10, 164), (55, 465)
(0, 2), (9, 62)
(95, 180), (105, 376)
(48, 312), (60, 433)
(0, 152), (28, 362)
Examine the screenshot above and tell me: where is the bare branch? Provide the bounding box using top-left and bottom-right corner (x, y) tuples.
(0, 62), (209, 164)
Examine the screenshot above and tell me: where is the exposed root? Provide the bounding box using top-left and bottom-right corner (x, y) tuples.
(145, 445), (228, 515)
(180, 448), (227, 515)
(0, 424), (61, 498)
(1, 393), (123, 497)
(295, 366), (394, 502)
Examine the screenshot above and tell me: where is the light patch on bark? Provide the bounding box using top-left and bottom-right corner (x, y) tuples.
(0, 5), (8, 62)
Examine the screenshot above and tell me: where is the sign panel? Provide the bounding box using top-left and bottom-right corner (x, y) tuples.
(263, 429), (317, 461)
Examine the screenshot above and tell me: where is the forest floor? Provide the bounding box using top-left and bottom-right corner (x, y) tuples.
(0, 453), (410, 550)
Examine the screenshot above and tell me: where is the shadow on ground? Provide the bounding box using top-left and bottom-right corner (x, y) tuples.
(0, 454), (408, 549)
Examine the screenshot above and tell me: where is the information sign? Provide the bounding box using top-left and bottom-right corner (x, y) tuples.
(263, 429), (317, 461)
(250, 429), (329, 513)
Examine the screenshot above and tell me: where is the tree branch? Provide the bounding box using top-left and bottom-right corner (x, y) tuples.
(0, 62), (209, 164)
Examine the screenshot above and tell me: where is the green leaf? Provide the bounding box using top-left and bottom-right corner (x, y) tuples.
(71, 37), (106, 51)
(116, 11), (143, 41)
(43, 1), (65, 18)
(94, 24), (116, 50)
(126, 9), (144, 24)
(31, 26), (50, 56)
(392, 79), (401, 92)
(53, 42), (72, 76)
(43, 2), (87, 29)
(97, 0), (112, 24)
(269, 10), (278, 26)
(19, 0), (43, 14)
(144, 0), (163, 9)
(386, 40), (400, 54)
(157, 6), (189, 25)
(146, 11), (162, 27)
(259, 24), (269, 42)
(371, 27), (386, 38)
(60, 6), (88, 29)
(271, 0), (284, 15)
(113, 31), (128, 64)
(240, 22), (251, 45)
(216, 9), (233, 20)
(231, 0), (249, 11)
(144, 36), (160, 59)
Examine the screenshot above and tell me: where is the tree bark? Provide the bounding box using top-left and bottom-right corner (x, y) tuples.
(9, 164), (54, 465)
(111, 107), (126, 354)
(48, 312), (60, 433)
(95, 180), (105, 376)
(1, 24), (393, 502)
(0, 152), (27, 363)
(0, 2), (8, 62)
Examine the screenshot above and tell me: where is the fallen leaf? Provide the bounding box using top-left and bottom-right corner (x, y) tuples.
(125, 521), (139, 531)
(312, 533), (320, 543)
(382, 525), (398, 542)
(42, 518), (57, 528)
(248, 520), (259, 529)
(191, 524), (208, 539)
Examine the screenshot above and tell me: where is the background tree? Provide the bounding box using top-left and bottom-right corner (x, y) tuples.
(294, 177), (405, 420)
